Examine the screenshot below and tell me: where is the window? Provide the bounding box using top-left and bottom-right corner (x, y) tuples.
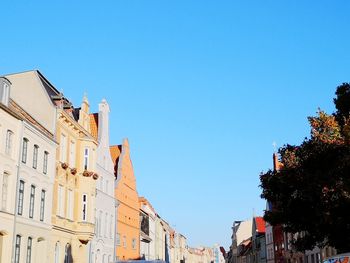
(105, 180), (109, 194)
(99, 211), (102, 237)
(5, 130), (13, 155)
(110, 215), (113, 238)
(33, 145), (39, 169)
(58, 185), (65, 217)
(0, 79), (10, 106)
(67, 189), (74, 220)
(60, 134), (67, 163)
(18, 180), (25, 215)
(69, 141), (76, 167)
(22, 138), (29, 163)
(43, 151), (49, 174)
(54, 242), (60, 263)
(105, 212), (108, 237)
(40, 190), (45, 221)
(15, 235), (21, 263)
(132, 238), (136, 249)
(116, 233), (120, 246)
(1, 172), (9, 211)
(26, 237), (32, 263)
(29, 185), (35, 218)
(123, 235), (126, 248)
(100, 177), (103, 191)
(82, 194), (87, 221)
(65, 243), (72, 263)
(84, 148), (89, 170)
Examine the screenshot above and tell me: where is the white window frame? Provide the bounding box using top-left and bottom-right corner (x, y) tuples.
(54, 242), (60, 263)
(26, 237), (32, 263)
(32, 145), (39, 169)
(18, 180), (25, 215)
(116, 233), (120, 246)
(69, 140), (76, 167)
(1, 172), (9, 211)
(43, 151), (49, 174)
(5, 130), (13, 156)
(104, 212), (108, 237)
(60, 133), (67, 163)
(22, 138), (28, 163)
(67, 189), (74, 220)
(29, 185), (35, 218)
(40, 190), (45, 221)
(15, 235), (21, 263)
(57, 185), (65, 217)
(0, 81), (10, 106)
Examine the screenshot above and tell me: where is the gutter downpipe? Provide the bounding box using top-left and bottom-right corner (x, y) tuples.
(11, 120), (24, 263)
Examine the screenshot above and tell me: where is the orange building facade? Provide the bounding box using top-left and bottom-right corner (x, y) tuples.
(110, 139), (140, 261)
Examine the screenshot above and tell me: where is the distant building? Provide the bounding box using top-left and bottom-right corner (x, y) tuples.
(139, 197), (157, 261)
(251, 217), (266, 263)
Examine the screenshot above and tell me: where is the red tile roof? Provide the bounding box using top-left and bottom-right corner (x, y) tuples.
(255, 217), (266, 233)
(89, 113), (99, 140)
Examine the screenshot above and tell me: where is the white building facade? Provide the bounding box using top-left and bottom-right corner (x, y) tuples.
(0, 77), (22, 263)
(139, 197), (156, 261)
(89, 99), (116, 263)
(5, 71), (57, 263)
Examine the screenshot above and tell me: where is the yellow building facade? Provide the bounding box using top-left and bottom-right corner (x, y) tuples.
(50, 95), (98, 263)
(110, 139), (140, 261)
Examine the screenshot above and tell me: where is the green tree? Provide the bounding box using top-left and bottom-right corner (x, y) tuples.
(260, 86), (350, 253)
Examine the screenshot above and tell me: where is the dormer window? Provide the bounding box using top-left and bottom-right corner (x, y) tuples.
(0, 77), (11, 106)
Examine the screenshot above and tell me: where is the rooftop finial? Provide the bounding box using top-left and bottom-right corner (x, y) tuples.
(272, 141), (277, 153)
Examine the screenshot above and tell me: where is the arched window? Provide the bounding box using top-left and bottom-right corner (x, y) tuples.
(54, 242), (60, 263)
(99, 211), (102, 237)
(33, 145), (39, 169)
(64, 243), (72, 263)
(1, 171), (9, 211)
(26, 237), (33, 263)
(22, 138), (29, 163)
(104, 212), (108, 237)
(14, 235), (21, 263)
(5, 130), (13, 155)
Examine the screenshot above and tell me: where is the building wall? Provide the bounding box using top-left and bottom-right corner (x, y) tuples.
(111, 140), (140, 261)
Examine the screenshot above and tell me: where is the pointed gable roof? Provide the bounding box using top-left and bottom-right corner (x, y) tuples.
(255, 217), (266, 234)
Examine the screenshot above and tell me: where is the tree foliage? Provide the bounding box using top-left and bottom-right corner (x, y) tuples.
(260, 84), (350, 253)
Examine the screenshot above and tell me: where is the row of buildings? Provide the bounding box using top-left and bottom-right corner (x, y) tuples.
(0, 70), (225, 263)
(225, 154), (337, 263)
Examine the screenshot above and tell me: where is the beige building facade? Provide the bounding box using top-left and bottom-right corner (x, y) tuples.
(50, 93), (98, 263)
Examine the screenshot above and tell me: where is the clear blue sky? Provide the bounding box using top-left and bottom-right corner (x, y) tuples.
(1, 1), (350, 249)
